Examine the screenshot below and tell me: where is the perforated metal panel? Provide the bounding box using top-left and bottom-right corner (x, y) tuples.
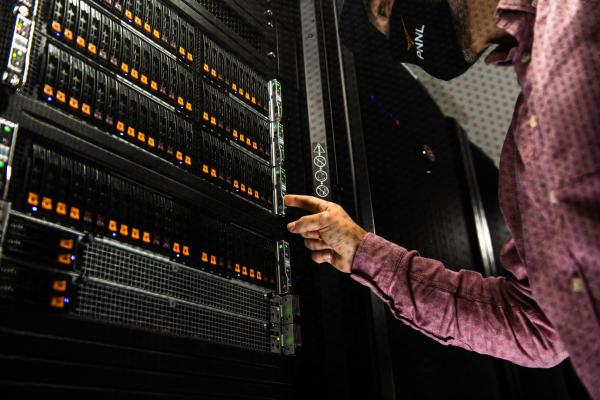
(405, 56), (521, 166)
(80, 240), (270, 321)
(75, 280), (271, 352)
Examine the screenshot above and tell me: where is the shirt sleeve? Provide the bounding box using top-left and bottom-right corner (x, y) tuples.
(350, 233), (568, 368)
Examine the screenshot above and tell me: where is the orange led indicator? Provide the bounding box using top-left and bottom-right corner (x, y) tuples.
(43, 84), (54, 97)
(81, 103), (91, 116)
(50, 296), (65, 308)
(56, 202), (67, 215)
(132, 228), (140, 240)
(120, 224), (129, 236)
(57, 254), (72, 265)
(182, 246), (190, 256)
(27, 192), (39, 206)
(70, 207), (80, 220)
(88, 43), (97, 55)
(69, 97), (79, 109)
(210, 255), (217, 265)
(108, 220), (117, 232)
(127, 127), (136, 137)
(138, 132), (146, 142)
(76, 36), (86, 48)
(56, 91), (66, 103)
(53, 280), (67, 292)
(42, 197), (53, 210)
(143, 232), (151, 243)
(59, 239), (74, 250)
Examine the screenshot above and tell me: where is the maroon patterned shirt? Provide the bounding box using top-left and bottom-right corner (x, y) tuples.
(351, 0), (600, 398)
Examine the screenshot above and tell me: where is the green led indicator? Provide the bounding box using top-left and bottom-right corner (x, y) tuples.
(2, 126), (12, 134)
(285, 334), (294, 347)
(0, 161), (5, 168)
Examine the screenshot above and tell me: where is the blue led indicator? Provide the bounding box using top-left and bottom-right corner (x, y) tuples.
(112, 233), (117, 237)
(64, 297), (70, 304)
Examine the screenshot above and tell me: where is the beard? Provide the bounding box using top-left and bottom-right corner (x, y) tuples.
(447, 0), (478, 62)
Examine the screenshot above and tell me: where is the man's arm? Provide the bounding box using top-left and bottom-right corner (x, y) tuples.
(351, 233), (568, 368)
(285, 195), (568, 368)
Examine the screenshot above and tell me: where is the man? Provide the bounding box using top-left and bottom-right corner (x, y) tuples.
(285, 0), (600, 398)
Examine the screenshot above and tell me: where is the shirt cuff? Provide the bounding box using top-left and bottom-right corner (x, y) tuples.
(350, 232), (408, 294)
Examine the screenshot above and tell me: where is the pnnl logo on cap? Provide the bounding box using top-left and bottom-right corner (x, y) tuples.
(401, 16), (425, 60)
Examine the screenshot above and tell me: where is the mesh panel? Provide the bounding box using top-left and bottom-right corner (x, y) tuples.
(79, 240), (270, 321)
(192, 0), (263, 50)
(75, 280), (271, 352)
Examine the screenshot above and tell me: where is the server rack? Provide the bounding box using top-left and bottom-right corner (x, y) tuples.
(0, 0), (392, 398)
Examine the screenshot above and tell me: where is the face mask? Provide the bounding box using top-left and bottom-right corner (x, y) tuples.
(388, 0), (474, 80)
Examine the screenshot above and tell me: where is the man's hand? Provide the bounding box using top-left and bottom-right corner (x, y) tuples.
(363, 0), (394, 38)
(285, 195), (367, 274)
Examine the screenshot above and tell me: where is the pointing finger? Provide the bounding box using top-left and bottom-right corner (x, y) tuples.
(284, 195), (329, 213)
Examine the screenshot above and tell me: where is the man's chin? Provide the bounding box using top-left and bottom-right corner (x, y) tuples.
(463, 47), (484, 64)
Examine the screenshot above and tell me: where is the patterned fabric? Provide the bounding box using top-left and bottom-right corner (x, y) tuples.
(351, 0), (600, 397)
